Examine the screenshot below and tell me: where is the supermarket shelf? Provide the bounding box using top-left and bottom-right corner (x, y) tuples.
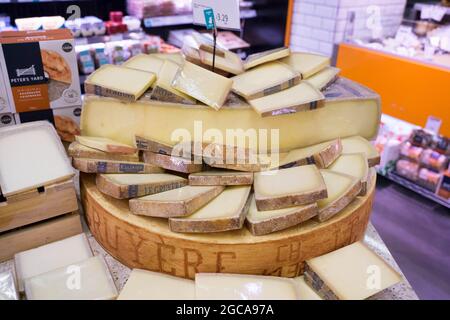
(74, 31), (146, 46)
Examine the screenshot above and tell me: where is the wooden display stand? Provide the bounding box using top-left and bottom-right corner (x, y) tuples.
(81, 173), (376, 279)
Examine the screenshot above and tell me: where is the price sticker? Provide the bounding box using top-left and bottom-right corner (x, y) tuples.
(203, 8), (215, 30)
(192, 0), (241, 31)
(425, 116), (442, 134)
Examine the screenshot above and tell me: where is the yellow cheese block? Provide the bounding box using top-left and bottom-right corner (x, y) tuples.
(150, 53), (184, 66)
(123, 54), (164, 75)
(199, 49), (244, 75)
(75, 136), (137, 154)
(294, 276), (323, 300)
(305, 66), (340, 90)
(328, 153), (369, 195)
(243, 47), (290, 70)
(280, 52), (330, 79)
(341, 136), (380, 167)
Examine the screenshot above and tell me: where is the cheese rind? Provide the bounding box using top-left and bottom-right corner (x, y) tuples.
(280, 52), (330, 78)
(75, 136), (136, 154)
(328, 153), (369, 196)
(129, 185), (224, 217)
(117, 269), (195, 300)
(143, 152), (203, 173)
(341, 136), (380, 167)
(243, 47), (290, 70)
(305, 66), (340, 90)
(68, 142), (139, 162)
(72, 158), (163, 174)
(189, 171), (254, 186)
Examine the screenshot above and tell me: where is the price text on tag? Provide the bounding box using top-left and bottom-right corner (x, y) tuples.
(192, 0), (241, 31)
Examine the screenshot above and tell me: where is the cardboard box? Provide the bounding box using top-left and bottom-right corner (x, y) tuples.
(0, 63), (11, 114)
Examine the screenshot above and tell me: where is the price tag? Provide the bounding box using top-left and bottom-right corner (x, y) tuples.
(192, 0), (241, 31)
(203, 8), (215, 30)
(425, 116), (442, 134)
(420, 5), (447, 22)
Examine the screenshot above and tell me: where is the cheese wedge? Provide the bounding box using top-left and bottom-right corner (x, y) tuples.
(280, 52), (330, 79)
(72, 158), (163, 174)
(192, 32), (227, 58)
(68, 141), (139, 162)
(248, 82), (325, 117)
(294, 276), (323, 300)
(205, 157), (270, 172)
(84, 64), (155, 101)
(328, 153), (369, 196)
(317, 170), (362, 222)
(231, 61), (300, 99)
(172, 61), (232, 110)
(341, 136), (380, 167)
(195, 273), (301, 300)
(246, 195), (318, 236)
(129, 185), (224, 217)
(199, 49), (244, 75)
(275, 139), (342, 170)
(14, 234), (92, 292)
(24, 256), (118, 300)
(117, 269), (195, 300)
(189, 170), (254, 186)
(143, 152), (203, 173)
(244, 47), (290, 70)
(96, 173), (187, 199)
(123, 54), (164, 76)
(304, 242), (402, 300)
(151, 60), (196, 104)
(305, 66), (340, 90)
(169, 186), (251, 233)
(254, 165), (327, 211)
(75, 136), (137, 154)
(150, 52), (184, 66)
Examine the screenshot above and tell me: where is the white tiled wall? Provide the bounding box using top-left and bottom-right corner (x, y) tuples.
(290, 0), (407, 57)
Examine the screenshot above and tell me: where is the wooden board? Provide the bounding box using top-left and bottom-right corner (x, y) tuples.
(81, 173), (376, 279)
(0, 180), (78, 233)
(0, 212), (82, 262)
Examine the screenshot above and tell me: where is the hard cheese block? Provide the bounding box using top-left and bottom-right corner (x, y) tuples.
(80, 77), (381, 152)
(246, 195), (318, 236)
(75, 135), (136, 154)
(149, 53), (184, 66)
(189, 170), (254, 186)
(25, 256), (118, 300)
(14, 233), (92, 292)
(254, 165), (327, 211)
(73, 158), (163, 174)
(0, 121), (74, 197)
(328, 153), (369, 196)
(231, 61), (300, 99)
(280, 52), (330, 79)
(172, 61), (233, 110)
(68, 141), (139, 162)
(305, 242), (402, 300)
(243, 47), (290, 70)
(118, 269), (195, 300)
(341, 136), (380, 167)
(199, 49), (244, 75)
(122, 54), (164, 78)
(96, 173), (187, 199)
(249, 82), (325, 117)
(169, 186), (251, 233)
(129, 185), (224, 217)
(143, 152), (203, 173)
(317, 170), (361, 222)
(195, 273), (300, 300)
(84, 64), (155, 101)
(305, 66), (340, 90)
(294, 276), (322, 300)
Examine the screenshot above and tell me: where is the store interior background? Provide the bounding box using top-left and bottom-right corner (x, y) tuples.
(1, 0), (449, 299)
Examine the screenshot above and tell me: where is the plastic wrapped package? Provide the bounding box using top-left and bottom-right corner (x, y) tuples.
(0, 271), (18, 300)
(396, 159), (419, 181)
(409, 129), (433, 148)
(400, 142), (423, 162)
(420, 149), (448, 172)
(417, 168), (441, 192)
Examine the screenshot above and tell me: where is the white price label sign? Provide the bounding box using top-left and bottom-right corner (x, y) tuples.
(192, 0), (241, 31)
(425, 116), (442, 134)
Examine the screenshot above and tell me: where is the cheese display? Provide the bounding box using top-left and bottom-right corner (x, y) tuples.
(199, 49), (244, 75)
(341, 136), (381, 167)
(246, 195), (318, 236)
(75, 136), (137, 154)
(254, 165), (327, 211)
(68, 142), (139, 162)
(294, 276), (323, 300)
(24, 256), (118, 300)
(73, 158), (163, 174)
(195, 273), (301, 300)
(84, 64), (155, 101)
(0, 121), (74, 197)
(14, 234), (92, 292)
(280, 52), (330, 79)
(304, 242), (402, 300)
(135, 135), (195, 160)
(143, 152), (203, 173)
(205, 157), (270, 172)
(122, 54), (164, 78)
(150, 53), (184, 66)
(317, 170), (362, 222)
(305, 66), (340, 91)
(172, 61), (233, 110)
(189, 170), (254, 186)
(328, 153), (369, 196)
(96, 173), (187, 199)
(231, 61), (300, 100)
(118, 269), (195, 300)
(243, 47), (290, 70)
(169, 186), (251, 233)
(0, 271), (18, 300)
(129, 185), (224, 217)
(248, 82), (325, 117)
(151, 60), (196, 104)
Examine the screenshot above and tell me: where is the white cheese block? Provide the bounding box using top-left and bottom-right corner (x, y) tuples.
(150, 52), (184, 66)
(169, 186), (251, 233)
(328, 153), (369, 195)
(0, 271), (18, 300)
(294, 276), (323, 300)
(189, 170), (254, 186)
(118, 269), (195, 300)
(123, 54), (164, 76)
(0, 121), (74, 197)
(248, 82), (324, 117)
(341, 136), (380, 167)
(195, 273), (301, 300)
(172, 61), (233, 110)
(231, 61), (300, 99)
(199, 49), (244, 75)
(24, 256), (118, 300)
(14, 233), (92, 292)
(254, 165), (327, 211)
(75, 135), (136, 154)
(280, 52), (330, 79)
(305, 242), (402, 300)
(305, 66), (340, 90)
(243, 47), (290, 70)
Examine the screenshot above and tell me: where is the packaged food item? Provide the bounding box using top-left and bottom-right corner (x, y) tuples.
(417, 168), (441, 192)
(396, 159), (419, 181)
(409, 129), (433, 148)
(434, 135), (449, 155)
(437, 169), (450, 199)
(400, 142), (423, 162)
(420, 149), (448, 172)
(76, 45), (95, 75)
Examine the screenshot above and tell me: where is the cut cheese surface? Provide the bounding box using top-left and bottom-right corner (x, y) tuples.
(14, 234), (92, 292)
(123, 54), (164, 76)
(75, 136), (136, 154)
(0, 121), (74, 197)
(294, 276), (323, 300)
(195, 273), (300, 300)
(24, 256), (118, 300)
(199, 49), (244, 75)
(341, 136), (380, 166)
(231, 61), (300, 99)
(150, 53), (184, 66)
(280, 52), (330, 78)
(328, 153), (368, 184)
(306, 242), (402, 300)
(101, 173), (185, 185)
(305, 66), (340, 90)
(249, 82), (324, 116)
(244, 47), (290, 70)
(173, 61), (232, 110)
(117, 269), (195, 300)
(318, 170), (359, 210)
